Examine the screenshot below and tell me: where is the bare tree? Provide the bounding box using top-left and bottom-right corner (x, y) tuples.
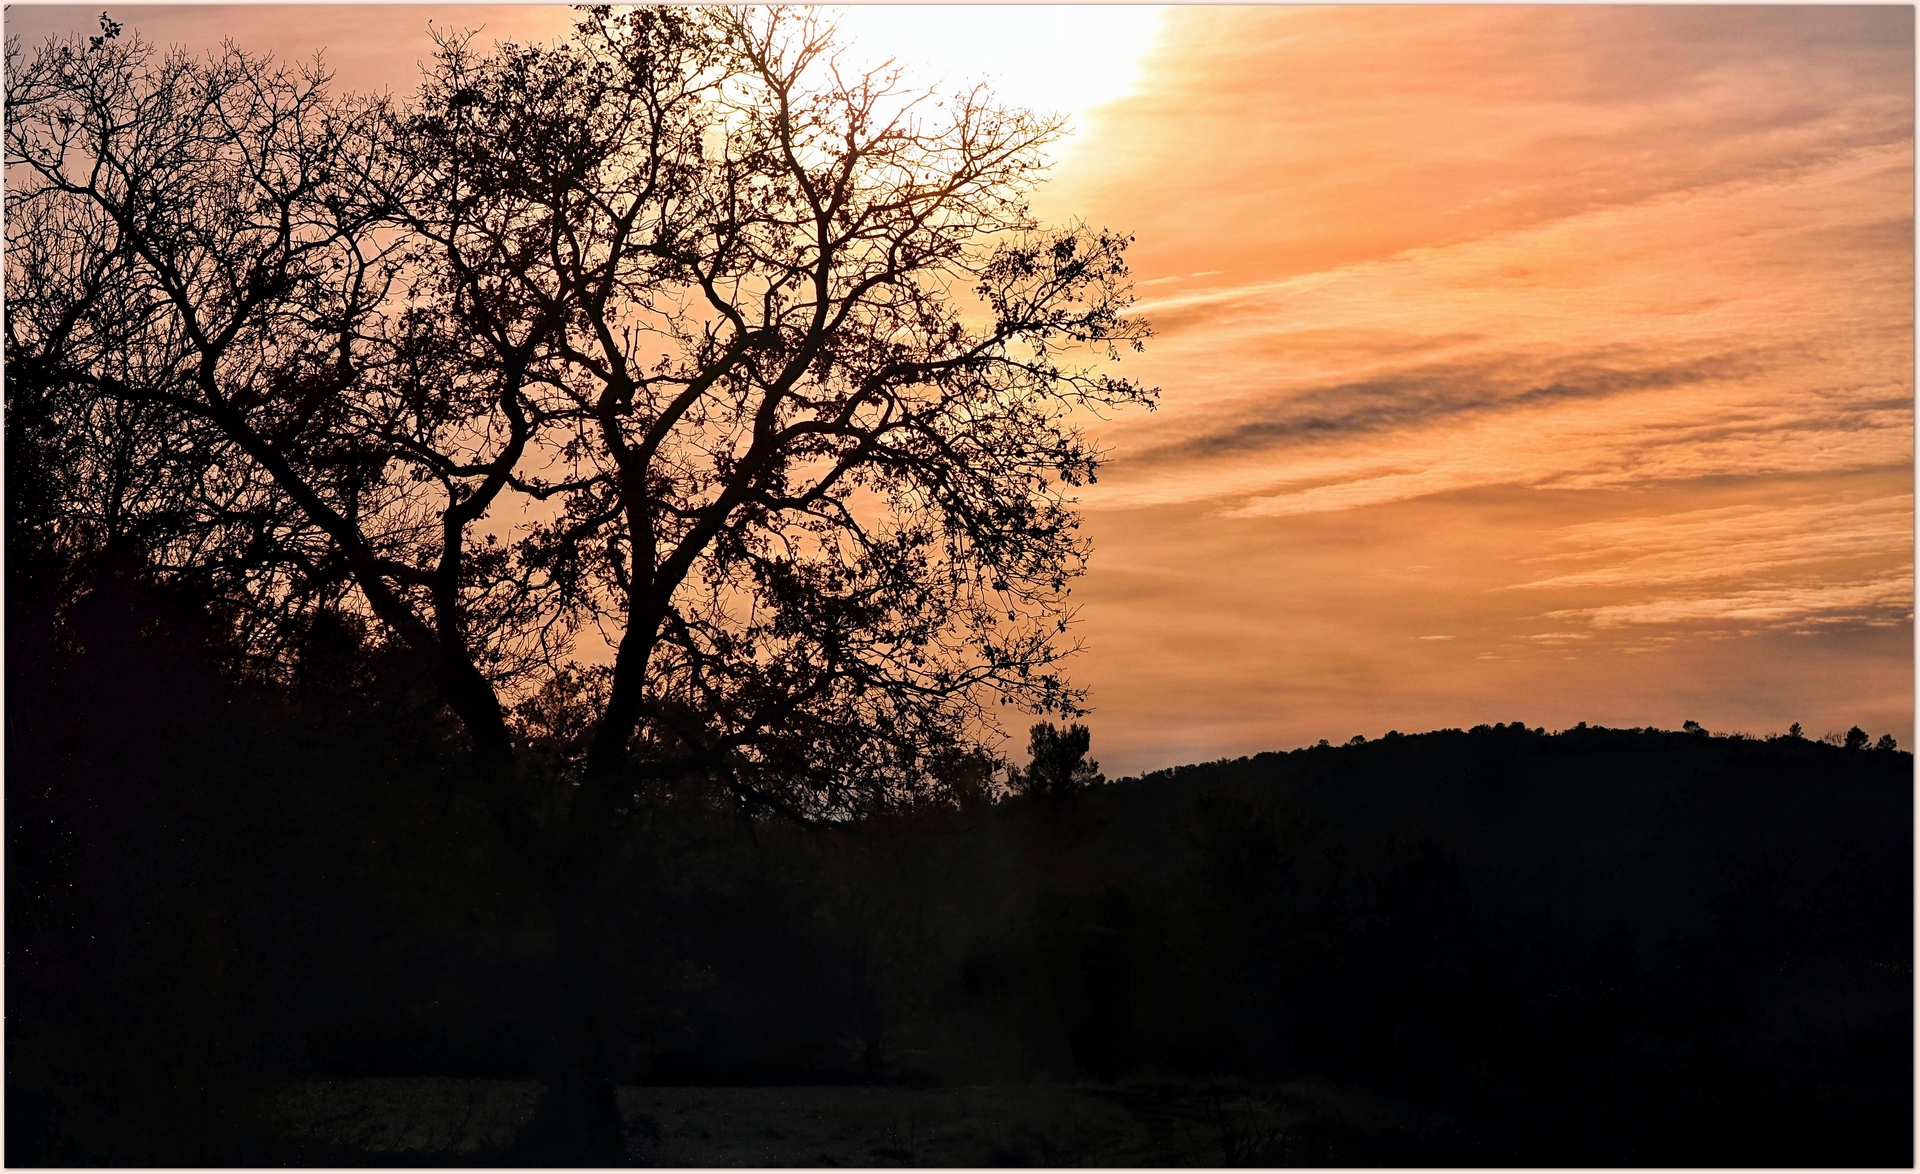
(4, 15), (347, 662)
(7, 7), (1152, 1157)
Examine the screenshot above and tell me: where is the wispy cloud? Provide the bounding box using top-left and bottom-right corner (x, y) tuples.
(1504, 494), (1914, 637)
(1547, 574), (1913, 630)
(1135, 348), (1774, 462)
(1081, 138), (1912, 518)
(1512, 496), (1914, 594)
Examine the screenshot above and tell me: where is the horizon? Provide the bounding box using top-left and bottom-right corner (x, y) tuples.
(1111, 713), (1907, 781)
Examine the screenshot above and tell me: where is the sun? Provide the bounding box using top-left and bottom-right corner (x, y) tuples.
(827, 5), (1166, 156)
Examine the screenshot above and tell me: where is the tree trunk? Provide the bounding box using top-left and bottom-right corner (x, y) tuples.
(516, 871), (624, 1165)
(514, 744), (629, 1166)
(511, 627), (650, 1165)
(423, 667), (625, 1162)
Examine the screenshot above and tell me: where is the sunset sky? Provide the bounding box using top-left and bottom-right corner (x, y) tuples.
(8, 4), (1913, 775)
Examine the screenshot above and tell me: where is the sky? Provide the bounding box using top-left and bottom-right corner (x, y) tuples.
(7, 4), (1913, 776)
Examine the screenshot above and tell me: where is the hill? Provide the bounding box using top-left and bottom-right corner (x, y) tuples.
(802, 724), (1912, 1164)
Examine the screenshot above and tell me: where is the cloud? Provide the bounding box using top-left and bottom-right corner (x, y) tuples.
(1133, 348), (1773, 462)
(1485, 491), (1916, 641)
(1051, 6), (1911, 293)
(1077, 134), (1911, 518)
(1546, 574), (1914, 630)
(1511, 496), (1915, 594)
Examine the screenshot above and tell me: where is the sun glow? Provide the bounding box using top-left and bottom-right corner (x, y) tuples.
(827, 5), (1166, 157)
(1, 6), (1165, 159)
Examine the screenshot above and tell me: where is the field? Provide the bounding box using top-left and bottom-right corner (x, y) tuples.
(263, 1075), (1451, 1166)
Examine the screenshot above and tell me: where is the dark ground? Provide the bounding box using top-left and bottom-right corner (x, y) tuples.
(25, 1073), (1538, 1166)
(7, 577), (1912, 1164)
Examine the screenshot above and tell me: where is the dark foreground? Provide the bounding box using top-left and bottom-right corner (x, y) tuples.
(4, 1074), (1711, 1166)
(9, 592), (1911, 1167)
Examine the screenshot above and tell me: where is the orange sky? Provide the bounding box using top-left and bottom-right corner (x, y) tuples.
(1039, 6), (1913, 772)
(8, 5), (1912, 775)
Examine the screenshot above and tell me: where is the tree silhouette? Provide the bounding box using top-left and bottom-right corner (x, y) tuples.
(6, 8), (1152, 1157)
(1011, 721), (1105, 803)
